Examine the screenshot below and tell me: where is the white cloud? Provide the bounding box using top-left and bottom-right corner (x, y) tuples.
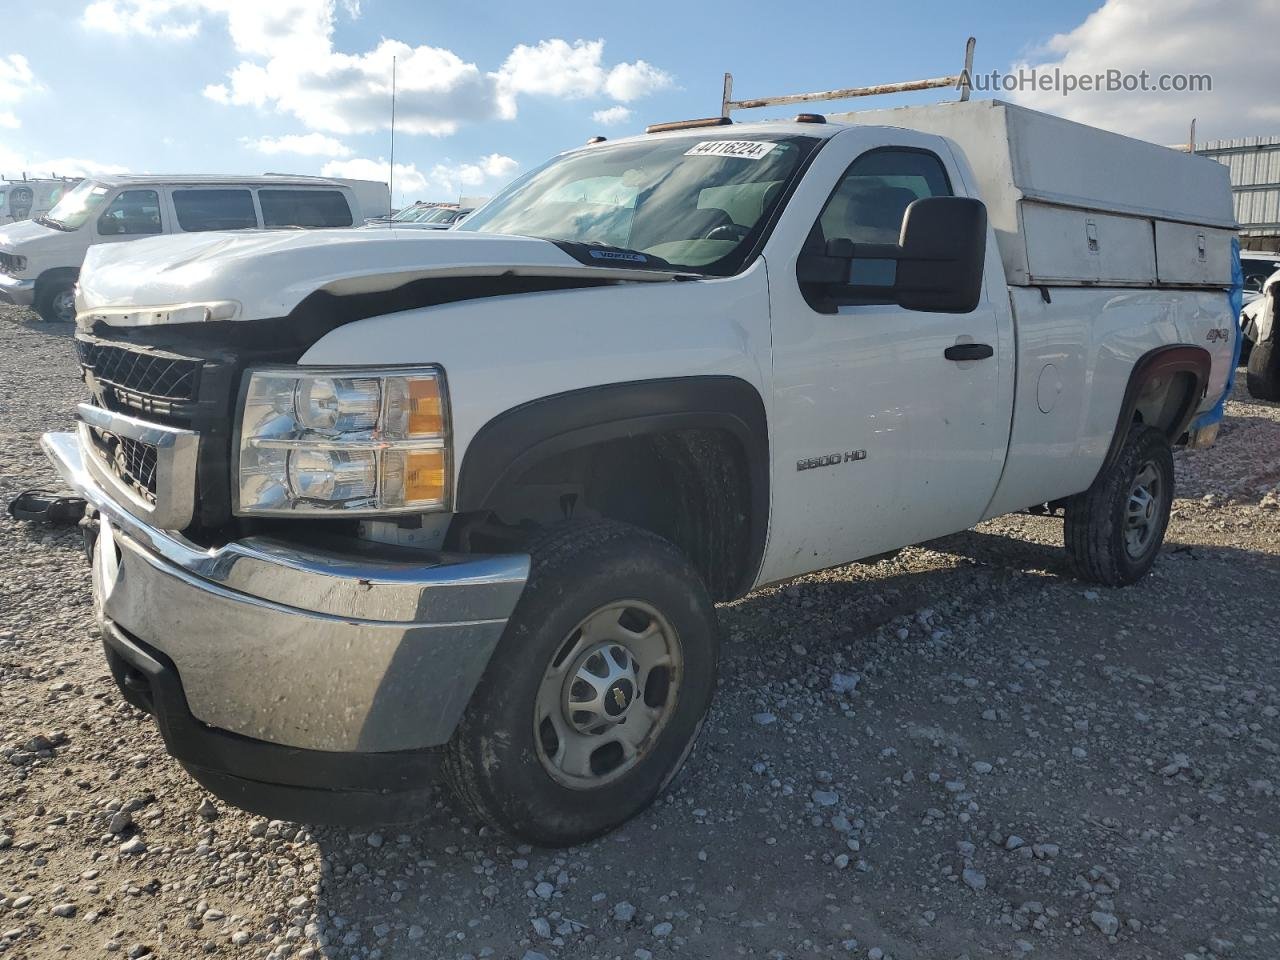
(321, 153), (518, 201)
(1008, 0), (1280, 143)
(0, 54), (42, 129)
(604, 60), (674, 102)
(495, 39), (674, 119)
(322, 157), (427, 194)
(83, 4), (676, 136)
(244, 133), (352, 157)
(592, 105), (632, 126)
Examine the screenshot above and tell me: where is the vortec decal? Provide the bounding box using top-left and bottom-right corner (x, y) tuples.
(589, 249), (648, 263)
(685, 140), (779, 160)
(797, 450), (867, 471)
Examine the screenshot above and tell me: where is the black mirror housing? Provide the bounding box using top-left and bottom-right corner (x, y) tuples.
(796, 196), (988, 314)
(892, 196), (987, 313)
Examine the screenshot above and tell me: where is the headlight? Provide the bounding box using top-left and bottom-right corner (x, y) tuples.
(236, 366), (450, 516)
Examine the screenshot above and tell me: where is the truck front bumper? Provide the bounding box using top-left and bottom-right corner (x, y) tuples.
(41, 429), (530, 824)
(0, 273), (35, 307)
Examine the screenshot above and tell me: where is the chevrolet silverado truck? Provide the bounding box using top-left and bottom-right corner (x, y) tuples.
(39, 99), (1236, 846)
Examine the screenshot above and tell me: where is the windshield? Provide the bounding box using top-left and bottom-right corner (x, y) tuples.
(420, 207), (459, 224)
(43, 179), (111, 230)
(390, 205), (428, 222)
(457, 133), (821, 275)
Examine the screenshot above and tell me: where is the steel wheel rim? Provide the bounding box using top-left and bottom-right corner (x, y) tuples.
(52, 288), (75, 323)
(533, 600), (682, 789)
(1124, 459), (1163, 559)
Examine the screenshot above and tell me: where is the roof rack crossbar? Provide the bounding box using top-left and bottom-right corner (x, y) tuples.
(720, 36), (975, 118)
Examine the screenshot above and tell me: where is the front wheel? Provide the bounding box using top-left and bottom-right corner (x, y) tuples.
(1064, 425), (1174, 586)
(35, 280), (76, 323)
(443, 520), (719, 846)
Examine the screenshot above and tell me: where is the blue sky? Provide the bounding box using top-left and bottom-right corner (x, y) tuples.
(1, 1), (1273, 205)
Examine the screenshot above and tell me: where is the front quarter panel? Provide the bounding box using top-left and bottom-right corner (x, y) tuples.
(297, 264), (774, 496)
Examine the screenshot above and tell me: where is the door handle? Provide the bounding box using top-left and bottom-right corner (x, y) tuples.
(944, 343), (994, 361)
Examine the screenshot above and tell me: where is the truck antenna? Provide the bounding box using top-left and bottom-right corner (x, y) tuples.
(388, 54), (397, 217)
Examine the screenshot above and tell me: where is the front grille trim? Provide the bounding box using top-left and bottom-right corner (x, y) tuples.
(88, 427), (159, 505)
(76, 339), (202, 404)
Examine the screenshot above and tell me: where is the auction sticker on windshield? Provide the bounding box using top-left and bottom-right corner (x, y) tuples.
(684, 140), (779, 160)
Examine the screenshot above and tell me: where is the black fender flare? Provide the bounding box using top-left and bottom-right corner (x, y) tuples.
(1098, 344), (1210, 476)
(456, 375), (770, 596)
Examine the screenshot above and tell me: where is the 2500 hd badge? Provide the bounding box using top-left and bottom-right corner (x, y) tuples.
(797, 449), (868, 471)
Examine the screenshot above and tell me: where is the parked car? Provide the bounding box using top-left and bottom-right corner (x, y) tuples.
(1238, 253), (1280, 364)
(0, 174), (389, 322)
(364, 203), (472, 230)
(40, 99), (1235, 845)
(0, 177), (81, 224)
(1242, 269), (1280, 398)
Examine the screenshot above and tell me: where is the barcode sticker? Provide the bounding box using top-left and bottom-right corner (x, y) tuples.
(684, 140), (779, 160)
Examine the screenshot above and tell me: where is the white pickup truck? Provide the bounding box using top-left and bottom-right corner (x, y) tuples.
(39, 99), (1236, 845)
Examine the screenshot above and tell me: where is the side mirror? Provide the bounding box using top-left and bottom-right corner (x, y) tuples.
(798, 196), (988, 314)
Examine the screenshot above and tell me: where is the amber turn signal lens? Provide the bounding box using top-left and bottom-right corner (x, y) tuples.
(407, 377), (444, 437)
(402, 448), (446, 505)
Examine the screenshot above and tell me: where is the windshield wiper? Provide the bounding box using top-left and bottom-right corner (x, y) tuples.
(34, 216), (72, 231)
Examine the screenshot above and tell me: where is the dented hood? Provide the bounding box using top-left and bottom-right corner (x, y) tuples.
(76, 228), (682, 324)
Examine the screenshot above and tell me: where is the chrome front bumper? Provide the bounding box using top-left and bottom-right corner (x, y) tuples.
(42, 429), (529, 754)
(0, 273), (35, 306)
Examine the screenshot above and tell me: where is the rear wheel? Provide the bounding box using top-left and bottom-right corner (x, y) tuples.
(1064, 425), (1174, 586)
(1246, 339), (1280, 401)
(443, 520), (719, 846)
(35, 280), (75, 323)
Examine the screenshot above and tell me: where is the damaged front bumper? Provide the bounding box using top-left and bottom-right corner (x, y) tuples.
(41, 429), (529, 824)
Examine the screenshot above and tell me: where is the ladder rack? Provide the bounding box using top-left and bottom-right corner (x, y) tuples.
(720, 37), (976, 118)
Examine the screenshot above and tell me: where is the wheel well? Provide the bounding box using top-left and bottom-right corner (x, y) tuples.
(459, 428), (755, 603)
(1132, 369), (1200, 437)
(1100, 345), (1210, 477)
(34, 267), (78, 299)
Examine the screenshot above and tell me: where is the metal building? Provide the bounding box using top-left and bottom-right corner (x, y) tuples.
(1195, 136), (1280, 252)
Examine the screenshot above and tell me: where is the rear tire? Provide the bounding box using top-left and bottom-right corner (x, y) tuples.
(1064, 425), (1174, 586)
(443, 520), (719, 846)
(1246, 339), (1280, 401)
(35, 280), (75, 323)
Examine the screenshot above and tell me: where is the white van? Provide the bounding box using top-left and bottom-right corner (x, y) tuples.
(0, 178), (82, 224)
(0, 174), (389, 322)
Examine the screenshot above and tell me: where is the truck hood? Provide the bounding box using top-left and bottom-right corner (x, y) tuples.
(0, 217), (71, 256)
(77, 229), (684, 325)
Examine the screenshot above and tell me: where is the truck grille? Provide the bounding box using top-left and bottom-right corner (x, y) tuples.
(74, 326), (303, 533)
(88, 427), (159, 504)
(75, 339), (201, 415)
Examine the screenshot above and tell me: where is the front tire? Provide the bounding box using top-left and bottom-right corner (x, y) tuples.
(1246, 338), (1280, 401)
(35, 280), (75, 323)
(1064, 425), (1174, 586)
(443, 520), (719, 846)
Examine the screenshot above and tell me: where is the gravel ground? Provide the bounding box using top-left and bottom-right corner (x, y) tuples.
(1, 303), (1277, 960)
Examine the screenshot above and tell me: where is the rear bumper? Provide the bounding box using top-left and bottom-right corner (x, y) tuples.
(0, 273), (35, 306)
(41, 428), (530, 821)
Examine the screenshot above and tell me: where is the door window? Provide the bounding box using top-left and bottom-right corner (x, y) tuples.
(173, 189), (258, 232)
(804, 148), (954, 303)
(816, 148), (953, 246)
(258, 189), (353, 228)
(97, 189), (163, 236)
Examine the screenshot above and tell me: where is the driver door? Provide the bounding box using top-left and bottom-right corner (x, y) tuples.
(758, 130), (1010, 585)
